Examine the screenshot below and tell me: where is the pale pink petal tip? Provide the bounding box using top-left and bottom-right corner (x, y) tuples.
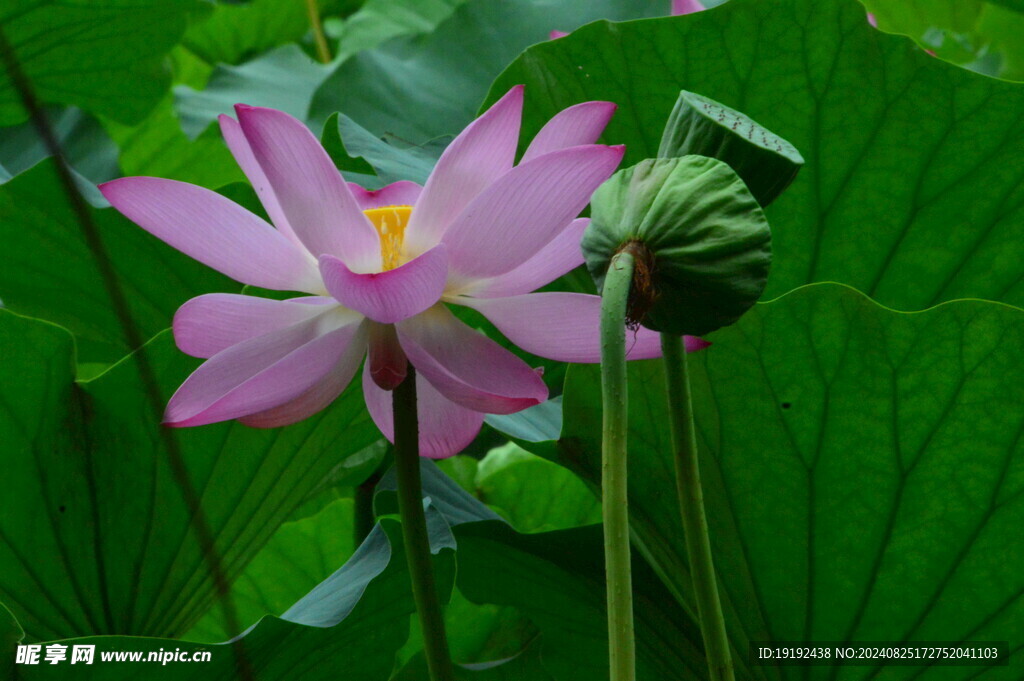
(549, 30), (569, 40)
(671, 0), (705, 15)
(234, 103), (380, 271)
(218, 112), (301, 245)
(521, 101), (618, 163)
(443, 144), (626, 279)
(402, 84), (524, 253)
(162, 322), (363, 427)
(867, 12), (878, 28)
(460, 293), (662, 363)
(98, 176), (321, 293)
(684, 336), (712, 352)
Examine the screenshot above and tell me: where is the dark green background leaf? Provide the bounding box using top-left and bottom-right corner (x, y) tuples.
(175, 45), (333, 139)
(309, 0), (666, 141)
(2, 603), (21, 680)
(184, 498), (357, 642)
(375, 462), (707, 681)
(0, 0), (202, 125)
(334, 0), (470, 63)
(864, 0), (1024, 81)
(0, 311), (378, 642)
(182, 0), (362, 66)
(321, 113), (447, 187)
(0, 160), (238, 363)
(0, 108), (119, 185)
(7, 520), (421, 680)
(474, 444), (601, 534)
(507, 284), (1024, 679)
(105, 95), (246, 190)
(486, 0), (1024, 311)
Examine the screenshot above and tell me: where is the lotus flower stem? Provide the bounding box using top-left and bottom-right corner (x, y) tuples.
(600, 250), (637, 681)
(660, 333), (734, 681)
(304, 0), (332, 63)
(393, 367), (456, 681)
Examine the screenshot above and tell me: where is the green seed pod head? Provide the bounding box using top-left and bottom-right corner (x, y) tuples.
(583, 156), (771, 337)
(658, 91), (804, 207)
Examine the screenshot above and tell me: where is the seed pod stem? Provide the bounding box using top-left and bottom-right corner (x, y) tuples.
(661, 333), (735, 681)
(600, 250), (638, 681)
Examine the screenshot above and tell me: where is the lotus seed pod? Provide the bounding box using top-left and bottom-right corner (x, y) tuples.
(583, 156), (771, 336)
(658, 91), (804, 207)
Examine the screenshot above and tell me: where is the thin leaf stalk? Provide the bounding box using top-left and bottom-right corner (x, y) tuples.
(392, 367), (456, 681)
(304, 0), (332, 63)
(600, 251), (637, 681)
(661, 333), (735, 681)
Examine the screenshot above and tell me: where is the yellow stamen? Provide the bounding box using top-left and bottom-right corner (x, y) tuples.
(363, 205), (412, 271)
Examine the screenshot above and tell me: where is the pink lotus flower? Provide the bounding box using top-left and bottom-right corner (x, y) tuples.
(99, 86), (706, 458)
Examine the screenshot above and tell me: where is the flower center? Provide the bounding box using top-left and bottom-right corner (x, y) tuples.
(363, 205), (412, 271)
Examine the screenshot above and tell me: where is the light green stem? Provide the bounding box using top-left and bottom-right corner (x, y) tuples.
(600, 251), (637, 681)
(304, 0), (332, 63)
(660, 333), (735, 681)
(393, 367), (456, 681)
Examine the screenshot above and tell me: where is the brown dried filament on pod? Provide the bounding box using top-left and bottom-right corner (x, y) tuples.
(618, 240), (658, 331)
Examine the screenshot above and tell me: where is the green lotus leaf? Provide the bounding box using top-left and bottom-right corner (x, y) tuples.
(0, 160), (238, 363)
(484, 0), (1024, 311)
(0, 0), (203, 126)
(0, 311), (379, 642)
(493, 284), (1024, 677)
